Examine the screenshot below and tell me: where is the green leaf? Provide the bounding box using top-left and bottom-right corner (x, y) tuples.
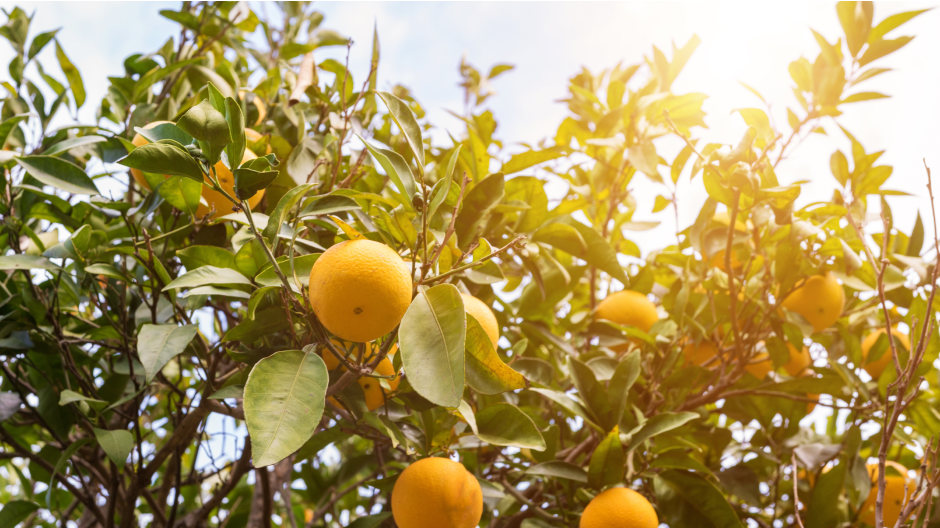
(628, 141), (660, 180)
(223, 306), (291, 343)
(502, 149), (564, 175)
(177, 99), (233, 145)
(608, 352), (640, 428)
(177, 246), (238, 271)
(118, 140), (204, 182)
(58, 390), (106, 410)
(0, 113), (30, 148)
(400, 284), (466, 407)
(233, 167), (278, 200)
(43, 135), (107, 156)
(427, 145), (460, 219)
(163, 265), (250, 291)
(137, 324), (199, 383)
(0, 254), (61, 271)
(224, 96), (246, 172)
(656, 470), (745, 528)
(908, 212), (924, 257)
(569, 357), (613, 428)
(264, 183), (315, 244)
(868, 9), (930, 43)
(28, 29), (58, 60)
(55, 40), (84, 108)
(535, 216), (627, 284)
(236, 239), (269, 278)
(671, 143), (695, 183)
(347, 513), (394, 528)
(859, 36), (914, 67)
(159, 176), (202, 214)
(255, 254), (319, 288)
(16, 156), (99, 195)
(476, 402), (546, 450)
(588, 426), (625, 489)
(465, 315), (527, 395)
(525, 461), (587, 482)
(805, 460), (846, 528)
(93, 428), (134, 466)
(377, 91), (424, 169)
(358, 135), (417, 203)
(0, 500), (40, 527)
(627, 412), (698, 452)
(830, 150), (849, 186)
(455, 172), (505, 248)
(244, 347), (328, 467)
(653, 195), (671, 213)
(134, 122), (194, 145)
(841, 92), (889, 104)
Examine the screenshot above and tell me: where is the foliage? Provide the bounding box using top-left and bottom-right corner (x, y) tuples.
(0, 2), (938, 527)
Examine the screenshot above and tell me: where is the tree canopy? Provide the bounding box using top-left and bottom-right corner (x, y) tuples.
(0, 2), (937, 528)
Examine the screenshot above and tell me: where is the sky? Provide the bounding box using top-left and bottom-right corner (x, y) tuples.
(2, 1), (937, 246)
(2, 1), (938, 441)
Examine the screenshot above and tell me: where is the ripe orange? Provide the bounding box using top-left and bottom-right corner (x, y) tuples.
(783, 343), (812, 377)
(461, 293), (499, 349)
(244, 128), (273, 154)
(239, 91), (267, 127)
(391, 457), (483, 528)
(861, 328), (910, 379)
(309, 239), (412, 343)
(806, 393), (819, 413)
(682, 340), (718, 367)
(595, 290), (659, 352)
(780, 272), (844, 332)
(130, 121), (264, 219)
(322, 341), (400, 411)
(745, 352), (772, 380)
(861, 463), (910, 527)
(580, 487), (658, 528)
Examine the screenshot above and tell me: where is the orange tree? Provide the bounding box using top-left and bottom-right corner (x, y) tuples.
(0, 2), (937, 528)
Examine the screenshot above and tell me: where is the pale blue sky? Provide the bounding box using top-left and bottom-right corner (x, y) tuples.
(3, 1), (939, 247)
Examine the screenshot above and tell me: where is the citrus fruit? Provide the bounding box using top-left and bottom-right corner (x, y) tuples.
(780, 272), (844, 332)
(391, 457), (483, 528)
(129, 121), (264, 220)
(309, 239), (412, 343)
(245, 128), (273, 154)
(321, 340), (400, 411)
(580, 487), (658, 528)
(683, 340), (718, 367)
(461, 293), (499, 348)
(130, 120), (173, 189)
(861, 463), (910, 527)
(595, 290), (659, 352)
(239, 91), (267, 127)
(745, 352), (772, 380)
(783, 343), (812, 376)
(861, 327), (910, 379)
(806, 393), (819, 413)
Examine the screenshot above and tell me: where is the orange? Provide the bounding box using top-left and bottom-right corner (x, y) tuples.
(245, 128), (273, 154)
(595, 291), (659, 352)
(309, 239), (413, 343)
(780, 273), (845, 332)
(580, 487), (658, 528)
(239, 91), (267, 127)
(322, 341), (400, 411)
(745, 352), (772, 380)
(861, 463), (910, 527)
(682, 340), (718, 367)
(806, 393), (819, 413)
(461, 293), (499, 349)
(130, 121), (264, 219)
(391, 457), (483, 528)
(783, 343), (812, 377)
(861, 328), (910, 380)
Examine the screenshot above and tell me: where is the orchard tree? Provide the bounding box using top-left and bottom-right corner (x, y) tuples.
(0, 2), (938, 528)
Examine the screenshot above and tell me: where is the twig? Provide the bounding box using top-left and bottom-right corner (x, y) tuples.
(792, 456), (806, 528)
